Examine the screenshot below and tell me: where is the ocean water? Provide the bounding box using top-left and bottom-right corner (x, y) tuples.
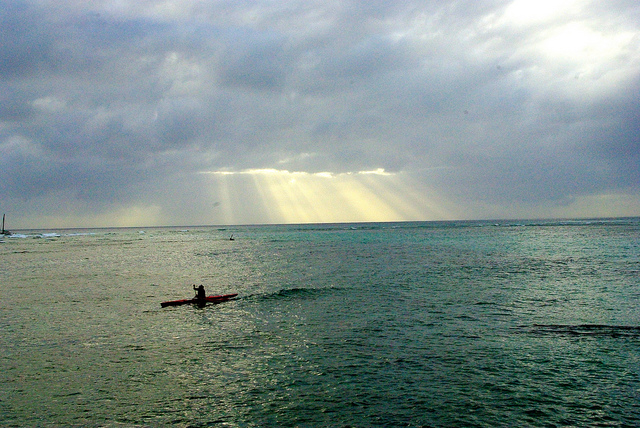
(1, 218), (639, 427)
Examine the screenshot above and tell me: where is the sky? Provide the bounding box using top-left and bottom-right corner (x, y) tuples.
(1, 0), (639, 228)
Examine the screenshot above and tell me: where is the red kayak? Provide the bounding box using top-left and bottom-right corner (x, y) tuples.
(161, 293), (238, 308)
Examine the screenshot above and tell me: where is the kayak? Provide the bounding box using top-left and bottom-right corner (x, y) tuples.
(161, 293), (238, 308)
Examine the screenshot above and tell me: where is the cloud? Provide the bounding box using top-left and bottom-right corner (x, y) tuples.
(1, 0), (638, 228)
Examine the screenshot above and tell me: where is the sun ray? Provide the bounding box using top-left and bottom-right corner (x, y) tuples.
(250, 171), (279, 224)
(213, 173), (235, 225)
(199, 168), (449, 224)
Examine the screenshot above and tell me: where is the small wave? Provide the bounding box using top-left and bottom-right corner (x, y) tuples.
(517, 324), (640, 337)
(40, 233), (61, 238)
(245, 286), (341, 301)
(6, 233), (30, 239)
(6, 232), (80, 239)
(8, 232), (58, 239)
(265, 287), (321, 300)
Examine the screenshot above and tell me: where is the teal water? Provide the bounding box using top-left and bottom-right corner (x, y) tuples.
(1, 219), (639, 426)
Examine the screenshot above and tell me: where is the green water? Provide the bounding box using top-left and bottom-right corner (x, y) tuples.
(1, 219), (639, 426)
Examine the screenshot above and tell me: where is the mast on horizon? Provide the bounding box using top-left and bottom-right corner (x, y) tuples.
(1, 214), (10, 235)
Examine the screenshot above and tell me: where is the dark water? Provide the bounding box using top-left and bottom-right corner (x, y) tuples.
(1, 219), (639, 426)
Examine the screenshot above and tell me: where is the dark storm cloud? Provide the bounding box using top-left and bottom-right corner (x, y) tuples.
(1, 0), (639, 226)
(217, 30), (291, 91)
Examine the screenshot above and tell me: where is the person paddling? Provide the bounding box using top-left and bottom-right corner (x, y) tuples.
(193, 284), (206, 300)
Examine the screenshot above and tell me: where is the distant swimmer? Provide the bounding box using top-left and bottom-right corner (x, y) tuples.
(193, 284), (206, 300)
